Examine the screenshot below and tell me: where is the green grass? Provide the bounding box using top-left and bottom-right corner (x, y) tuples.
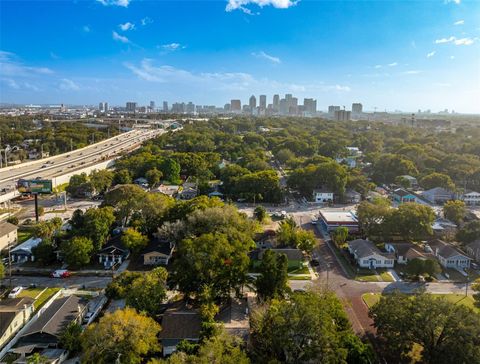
(289, 265), (310, 274)
(17, 230), (33, 243)
(378, 270), (394, 282)
(288, 275), (312, 280)
(356, 274), (380, 282)
(251, 259), (304, 273)
(18, 288), (44, 299)
(328, 243), (355, 278)
(33, 288), (61, 310)
(362, 293), (479, 312)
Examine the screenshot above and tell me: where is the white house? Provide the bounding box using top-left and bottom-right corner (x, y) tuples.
(0, 297), (35, 349)
(10, 237), (42, 263)
(465, 240), (480, 263)
(385, 242), (431, 265)
(463, 191), (480, 206)
(313, 188), (334, 204)
(347, 239), (395, 269)
(0, 222), (18, 251)
(428, 240), (471, 269)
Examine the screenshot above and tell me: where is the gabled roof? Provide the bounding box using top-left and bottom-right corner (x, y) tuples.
(348, 239), (394, 259)
(11, 237), (42, 255)
(393, 188), (415, 198)
(0, 221), (17, 237)
(98, 235), (129, 256)
(142, 239), (174, 257)
(429, 240), (471, 260)
(159, 311), (201, 340)
(21, 296), (85, 339)
(0, 297), (35, 337)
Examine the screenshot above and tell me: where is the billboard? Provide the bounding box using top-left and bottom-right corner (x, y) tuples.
(17, 179), (53, 194)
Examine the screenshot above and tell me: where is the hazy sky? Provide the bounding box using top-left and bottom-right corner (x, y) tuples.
(1, 0), (479, 112)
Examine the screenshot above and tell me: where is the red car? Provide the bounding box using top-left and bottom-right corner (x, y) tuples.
(51, 269), (71, 278)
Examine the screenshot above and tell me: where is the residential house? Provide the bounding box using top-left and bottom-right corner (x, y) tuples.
(392, 188), (430, 205)
(347, 239), (395, 269)
(178, 182), (198, 200)
(432, 217), (457, 238)
(0, 297), (35, 349)
(0, 221), (18, 251)
(10, 237), (42, 263)
(318, 210), (359, 232)
(313, 188), (334, 204)
(16, 295), (86, 348)
(97, 236), (130, 268)
(159, 310), (201, 356)
(428, 239), (471, 269)
(153, 184), (180, 198)
(465, 240), (480, 263)
(344, 189), (361, 204)
(208, 191), (224, 199)
(399, 175), (418, 188)
(385, 242), (432, 264)
(463, 191), (480, 206)
(134, 177), (149, 189)
(142, 240), (175, 266)
(420, 187), (455, 205)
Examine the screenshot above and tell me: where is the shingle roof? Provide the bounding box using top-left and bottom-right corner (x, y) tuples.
(429, 240), (470, 260)
(21, 296), (84, 339)
(159, 312), (201, 340)
(0, 222), (17, 237)
(348, 239), (394, 259)
(0, 297), (35, 337)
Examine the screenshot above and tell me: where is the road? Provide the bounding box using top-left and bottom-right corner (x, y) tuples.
(4, 275), (112, 289)
(0, 128), (164, 195)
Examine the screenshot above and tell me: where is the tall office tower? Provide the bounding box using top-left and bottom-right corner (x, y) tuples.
(352, 103), (363, 114)
(304, 98), (317, 114)
(150, 101), (156, 111)
(334, 110), (351, 121)
(224, 103), (231, 111)
(126, 102), (137, 112)
(98, 102), (106, 112)
(328, 105), (340, 114)
(285, 94), (293, 108)
(104, 102), (109, 113)
(273, 94), (280, 110)
(163, 101), (168, 112)
(259, 95), (267, 109)
(231, 99), (241, 111)
(186, 102), (195, 113)
(249, 95), (257, 110)
(279, 99), (288, 115)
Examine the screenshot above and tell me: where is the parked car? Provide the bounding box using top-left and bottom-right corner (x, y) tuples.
(83, 311), (94, 324)
(311, 219), (318, 225)
(8, 286), (23, 298)
(51, 269), (71, 278)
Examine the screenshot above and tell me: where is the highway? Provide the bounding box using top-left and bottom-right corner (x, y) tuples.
(0, 128), (164, 194)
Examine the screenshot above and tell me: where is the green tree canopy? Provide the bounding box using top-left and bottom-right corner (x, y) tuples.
(442, 200), (466, 225)
(255, 249), (289, 301)
(60, 236), (94, 268)
(121, 228), (148, 254)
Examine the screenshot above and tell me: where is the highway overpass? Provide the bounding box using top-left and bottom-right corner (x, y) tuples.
(0, 128), (166, 204)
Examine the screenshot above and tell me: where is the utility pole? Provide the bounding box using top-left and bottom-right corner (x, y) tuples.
(466, 274), (469, 297)
(70, 138), (73, 151)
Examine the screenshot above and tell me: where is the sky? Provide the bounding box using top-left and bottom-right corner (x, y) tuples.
(0, 0), (479, 113)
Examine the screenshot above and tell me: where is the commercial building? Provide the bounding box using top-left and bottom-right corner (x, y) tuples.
(249, 95), (257, 110)
(334, 110), (351, 121)
(303, 98), (317, 114)
(230, 99), (241, 111)
(0, 222), (17, 251)
(352, 103), (363, 114)
(273, 94), (280, 111)
(328, 105), (340, 114)
(318, 210), (359, 232)
(259, 95), (267, 109)
(163, 101), (168, 112)
(126, 102), (137, 112)
(149, 101), (156, 111)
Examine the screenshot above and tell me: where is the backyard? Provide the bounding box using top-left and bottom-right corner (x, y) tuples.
(18, 287), (61, 310)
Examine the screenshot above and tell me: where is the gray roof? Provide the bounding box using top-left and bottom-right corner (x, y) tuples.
(0, 297), (35, 337)
(348, 239), (394, 259)
(159, 312), (201, 340)
(11, 237), (42, 255)
(21, 295), (85, 339)
(429, 240), (471, 260)
(466, 240), (480, 252)
(0, 221), (17, 237)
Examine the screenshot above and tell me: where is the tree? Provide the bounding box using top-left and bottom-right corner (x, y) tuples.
(255, 249), (289, 301)
(456, 220), (480, 244)
(473, 278), (480, 308)
(61, 236), (93, 268)
(158, 330), (250, 364)
(31, 239), (56, 265)
(443, 200), (466, 225)
(89, 169), (114, 194)
(113, 169), (133, 185)
(66, 173), (90, 197)
(106, 271), (143, 299)
(121, 228), (148, 254)
(37, 206), (45, 217)
(125, 267), (168, 316)
(331, 226), (349, 247)
(295, 229), (316, 254)
(356, 198), (391, 238)
(386, 203), (435, 242)
(369, 292), (480, 363)
(253, 206), (267, 222)
(174, 232), (254, 300)
(276, 217), (297, 247)
(395, 175), (412, 189)
(423, 259), (441, 276)
(251, 291), (373, 364)
(161, 158), (181, 183)
(420, 172), (455, 191)
(79, 206), (116, 252)
(81, 308), (161, 364)
(0, 262), (4, 280)
(145, 168), (163, 187)
(103, 184), (146, 226)
(405, 258), (427, 277)
(26, 353), (49, 364)
(33, 219), (62, 240)
(370, 154), (418, 185)
(59, 322), (82, 352)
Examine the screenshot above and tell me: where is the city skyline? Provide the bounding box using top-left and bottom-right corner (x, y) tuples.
(1, 0), (479, 113)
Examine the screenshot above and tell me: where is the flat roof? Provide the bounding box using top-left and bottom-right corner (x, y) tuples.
(319, 210), (358, 223)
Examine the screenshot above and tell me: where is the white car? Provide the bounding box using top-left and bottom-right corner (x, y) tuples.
(8, 286), (23, 298)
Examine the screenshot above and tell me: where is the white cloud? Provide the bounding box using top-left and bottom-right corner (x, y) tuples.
(454, 20), (464, 25)
(226, 0), (298, 13)
(0, 51), (53, 77)
(124, 58), (350, 94)
(444, 0), (460, 4)
(374, 65), (382, 69)
(403, 70), (422, 75)
(427, 51), (436, 58)
(59, 78), (80, 91)
(388, 62), (398, 67)
(2, 78), (20, 89)
(119, 22), (135, 31)
(161, 43), (184, 51)
(83, 25), (91, 33)
(450, 55), (456, 59)
(112, 31), (130, 44)
(97, 0), (130, 7)
(140, 17), (153, 26)
(252, 51), (281, 64)
(435, 36), (475, 45)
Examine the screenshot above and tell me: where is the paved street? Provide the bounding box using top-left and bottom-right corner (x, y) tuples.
(4, 275), (112, 289)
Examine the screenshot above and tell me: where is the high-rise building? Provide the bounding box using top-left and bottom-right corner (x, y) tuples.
(279, 99), (288, 115)
(352, 103), (363, 114)
(328, 105), (341, 114)
(126, 102), (137, 112)
(224, 103), (231, 111)
(172, 102), (185, 113)
(98, 102), (108, 113)
(104, 102), (109, 113)
(150, 101), (156, 111)
(273, 94), (280, 110)
(259, 95), (267, 109)
(186, 102), (195, 113)
(334, 110), (351, 121)
(231, 99), (241, 111)
(303, 98), (317, 114)
(249, 95), (257, 110)
(163, 101), (168, 112)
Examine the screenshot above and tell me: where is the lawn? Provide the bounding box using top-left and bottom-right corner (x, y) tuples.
(289, 265), (310, 275)
(362, 292), (479, 312)
(17, 229), (33, 243)
(378, 270), (394, 282)
(33, 288), (61, 310)
(355, 273), (379, 282)
(251, 259), (306, 273)
(288, 275), (312, 280)
(18, 287), (44, 299)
